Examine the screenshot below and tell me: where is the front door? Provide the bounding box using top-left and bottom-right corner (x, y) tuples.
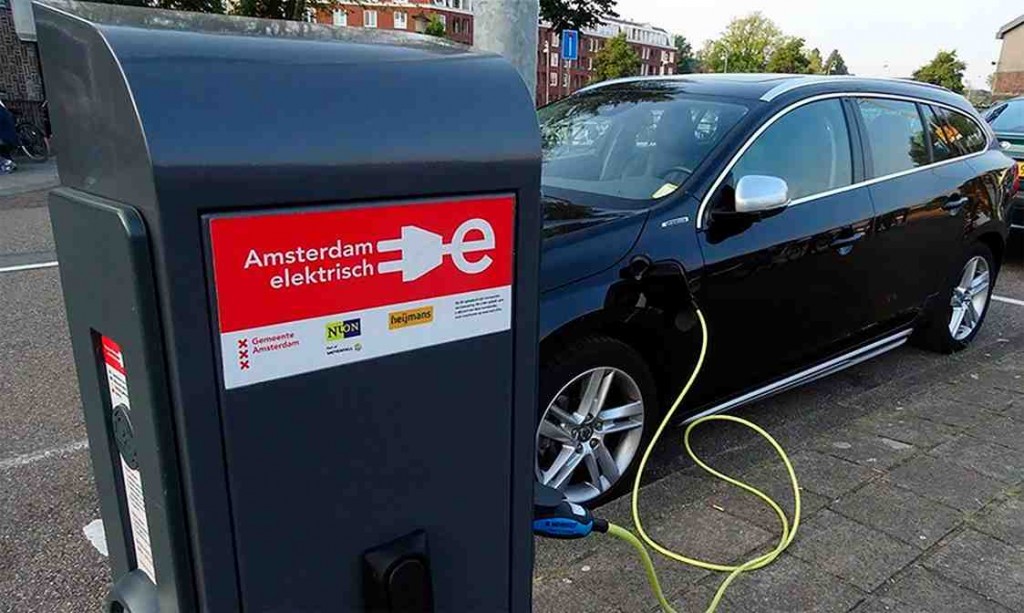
(694, 97), (877, 403)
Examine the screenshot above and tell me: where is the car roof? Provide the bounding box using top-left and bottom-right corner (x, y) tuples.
(575, 74), (973, 112)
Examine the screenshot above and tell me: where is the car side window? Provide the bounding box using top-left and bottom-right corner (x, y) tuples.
(933, 106), (988, 155)
(922, 105), (956, 163)
(854, 98), (929, 177)
(989, 101), (1024, 132)
(730, 99), (853, 202)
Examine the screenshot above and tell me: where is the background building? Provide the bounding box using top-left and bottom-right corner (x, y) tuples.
(995, 14), (1024, 97)
(314, 0), (473, 46)
(536, 17), (675, 107)
(0, 0), (46, 127)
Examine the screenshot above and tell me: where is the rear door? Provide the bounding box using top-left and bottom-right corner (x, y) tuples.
(695, 98), (877, 400)
(849, 97), (973, 328)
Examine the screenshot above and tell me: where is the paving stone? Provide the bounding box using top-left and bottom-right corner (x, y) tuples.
(660, 584), (729, 613)
(532, 533), (705, 613)
(703, 462), (828, 532)
(787, 450), (877, 499)
(877, 566), (1010, 613)
(930, 435), (1024, 483)
(850, 596), (918, 613)
(644, 502), (775, 566)
(720, 553), (865, 613)
(851, 408), (961, 448)
(885, 455), (1006, 512)
(902, 395), (999, 429)
(967, 416), (1024, 452)
(831, 481), (963, 549)
(971, 494), (1024, 547)
(923, 529), (1024, 611)
(788, 510), (919, 591)
(631, 472), (722, 522)
(812, 427), (919, 470)
(940, 381), (1020, 411)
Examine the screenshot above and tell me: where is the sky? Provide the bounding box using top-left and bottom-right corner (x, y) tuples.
(615, 0), (1022, 89)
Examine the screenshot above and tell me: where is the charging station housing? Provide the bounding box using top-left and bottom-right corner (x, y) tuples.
(35, 2), (541, 610)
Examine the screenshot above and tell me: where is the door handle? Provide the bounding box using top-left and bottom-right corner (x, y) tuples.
(829, 231), (865, 250)
(942, 195), (969, 212)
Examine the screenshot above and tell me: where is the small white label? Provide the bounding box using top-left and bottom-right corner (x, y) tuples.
(101, 336), (156, 585)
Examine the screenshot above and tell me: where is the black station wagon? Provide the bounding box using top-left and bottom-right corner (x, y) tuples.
(535, 74), (1018, 505)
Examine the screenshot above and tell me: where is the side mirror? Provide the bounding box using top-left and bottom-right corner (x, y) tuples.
(734, 175), (790, 215)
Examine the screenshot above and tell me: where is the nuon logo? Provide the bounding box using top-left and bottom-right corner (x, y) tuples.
(376, 218), (496, 282)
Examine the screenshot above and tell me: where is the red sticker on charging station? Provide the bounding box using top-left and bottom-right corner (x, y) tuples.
(208, 195), (515, 389)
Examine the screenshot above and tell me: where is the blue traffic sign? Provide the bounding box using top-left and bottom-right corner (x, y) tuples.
(561, 29), (579, 61)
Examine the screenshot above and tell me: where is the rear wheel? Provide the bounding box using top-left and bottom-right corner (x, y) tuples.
(912, 243), (996, 353)
(15, 122), (49, 162)
(536, 336), (657, 507)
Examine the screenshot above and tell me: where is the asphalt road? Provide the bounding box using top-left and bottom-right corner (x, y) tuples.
(0, 187), (1022, 611)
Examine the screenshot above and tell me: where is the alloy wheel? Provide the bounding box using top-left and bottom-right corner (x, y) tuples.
(948, 255), (990, 341)
(536, 367), (645, 503)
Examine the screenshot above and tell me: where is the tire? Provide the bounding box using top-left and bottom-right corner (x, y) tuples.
(912, 243), (997, 353)
(535, 335), (657, 508)
(15, 122), (49, 162)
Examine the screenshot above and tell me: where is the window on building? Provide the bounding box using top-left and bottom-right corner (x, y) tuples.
(303, 8), (315, 22)
(437, 13), (446, 26)
(393, 10), (407, 29)
(550, 53), (558, 67)
(587, 57), (593, 71)
(550, 72), (558, 86)
(854, 98), (928, 176)
(563, 72), (569, 87)
(364, 10), (377, 27)
(332, 8), (346, 26)
(642, 47), (650, 60)
(732, 99), (853, 202)
(552, 32), (559, 45)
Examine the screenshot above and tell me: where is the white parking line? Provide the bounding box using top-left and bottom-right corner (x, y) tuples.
(0, 439), (88, 471)
(0, 260), (58, 274)
(993, 294), (1024, 307)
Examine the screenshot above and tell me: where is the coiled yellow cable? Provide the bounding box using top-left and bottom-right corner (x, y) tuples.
(607, 307), (802, 613)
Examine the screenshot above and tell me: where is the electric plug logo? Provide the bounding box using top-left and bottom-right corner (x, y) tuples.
(376, 218), (495, 282)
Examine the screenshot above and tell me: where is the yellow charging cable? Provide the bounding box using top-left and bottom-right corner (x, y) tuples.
(604, 308), (801, 613)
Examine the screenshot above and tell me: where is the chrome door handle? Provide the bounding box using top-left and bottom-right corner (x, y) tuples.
(829, 231), (866, 250)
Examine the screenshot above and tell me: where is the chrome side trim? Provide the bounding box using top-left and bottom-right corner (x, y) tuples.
(1011, 223), (1024, 231)
(696, 92), (993, 230)
(681, 329), (913, 425)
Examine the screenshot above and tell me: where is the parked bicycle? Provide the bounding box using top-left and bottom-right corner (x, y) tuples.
(0, 99), (51, 163)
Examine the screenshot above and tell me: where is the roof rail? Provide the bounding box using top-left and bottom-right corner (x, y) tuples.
(759, 75), (952, 101)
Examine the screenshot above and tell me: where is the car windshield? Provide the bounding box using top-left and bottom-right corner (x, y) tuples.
(538, 85), (748, 202)
(989, 100), (1024, 133)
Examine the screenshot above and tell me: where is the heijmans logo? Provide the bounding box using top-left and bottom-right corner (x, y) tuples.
(325, 318), (361, 342)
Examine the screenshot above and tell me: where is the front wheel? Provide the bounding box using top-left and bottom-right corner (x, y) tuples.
(15, 122), (49, 162)
(912, 243), (996, 353)
(535, 336), (657, 507)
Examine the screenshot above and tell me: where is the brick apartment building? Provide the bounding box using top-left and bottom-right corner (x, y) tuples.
(536, 17), (675, 107)
(0, 0), (46, 127)
(313, 0), (474, 45)
(995, 14), (1024, 97)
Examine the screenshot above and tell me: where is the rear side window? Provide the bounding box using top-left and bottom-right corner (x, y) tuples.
(922, 105), (957, 162)
(988, 102), (1024, 132)
(731, 99), (853, 201)
(932, 106), (987, 155)
(854, 98), (929, 177)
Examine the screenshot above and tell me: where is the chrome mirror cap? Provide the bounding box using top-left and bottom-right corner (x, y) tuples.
(735, 175), (790, 214)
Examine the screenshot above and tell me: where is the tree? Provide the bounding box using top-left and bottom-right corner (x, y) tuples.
(913, 50), (966, 93)
(767, 37), (810, 74)
(540, 0), (618, 33)
(92, 0), (224, 11)
(699, 12), (783, 73)
(806, 47), (824, 74)
(591, 33), (640, 82)
(234, 0), (311, 20)
(673, 35), (701, 73)
(823, 49), (849, 75)
(424, 14), (446, 37)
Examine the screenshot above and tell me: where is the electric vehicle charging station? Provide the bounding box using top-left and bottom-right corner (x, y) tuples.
(35, 1), (541, 610)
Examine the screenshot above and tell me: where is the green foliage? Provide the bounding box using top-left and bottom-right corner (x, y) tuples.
(806, 48), (824, 74)
(540, 0), (618, 33)
(913, 50), (966, 93)
(824, 49), (849, 75)
(90, 0), (224, 10)
(700, 12), (783, 73)
(767, 37), (810, 74)
(673, 35), (701, 74)
(591, 33), (640, 82)
(424, 14), (446, 37)
(234, 0), (303, 20)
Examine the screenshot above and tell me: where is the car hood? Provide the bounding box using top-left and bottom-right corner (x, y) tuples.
(540, 192), (648, 292)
